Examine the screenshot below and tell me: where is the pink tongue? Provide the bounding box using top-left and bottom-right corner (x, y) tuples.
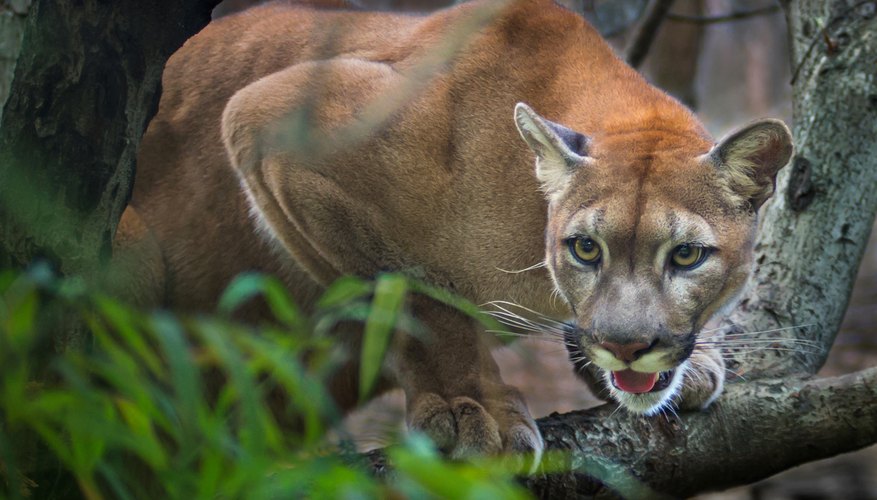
(613, 370), (658, 393)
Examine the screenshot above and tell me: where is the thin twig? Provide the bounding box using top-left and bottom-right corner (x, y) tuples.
(667, 5), (781, 25)
(625, 0), (676, 69)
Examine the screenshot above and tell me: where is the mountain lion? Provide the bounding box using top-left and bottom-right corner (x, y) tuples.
(116, 0), (793, 459)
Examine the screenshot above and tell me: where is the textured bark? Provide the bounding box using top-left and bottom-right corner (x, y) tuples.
(724, 0), (877, 378)
(523, 368), (877, 498)
(0, 1), (220, 496)
(0, 0), (220, 276)
(0, 0), (30, 123)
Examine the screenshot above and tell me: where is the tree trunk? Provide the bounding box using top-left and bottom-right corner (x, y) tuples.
(725, 0), (877, 378)
(641, 0), (705, 109)
(0, 0), (30, 123)
(0, 0), (220, 495)
(0, 0), (220, 277)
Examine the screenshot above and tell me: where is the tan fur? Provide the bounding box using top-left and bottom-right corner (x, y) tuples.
(117, 0), (792, 456)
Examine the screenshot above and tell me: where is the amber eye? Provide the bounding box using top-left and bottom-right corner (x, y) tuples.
(670, 244), (708, 270)
(569, 237), (601, 265)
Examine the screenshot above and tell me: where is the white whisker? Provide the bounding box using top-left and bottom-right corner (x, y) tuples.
(550, 288), (563, 310)
(494, 261), (546, 274)
(482, 301), (569, 328)
(723, 324), (815, 338)
(608, 403), (624, 419)
(698, 325), (732, 336)
(488, 330), (567, 344)
(698, 323), (815, 340)
(665, 403), (680, 421)
(721, 347), (822, 354)
(697, 338), (824, 348)
(484, 310), (565, 334)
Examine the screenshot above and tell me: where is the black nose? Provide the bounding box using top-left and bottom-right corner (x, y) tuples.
(600, 341), (653, 363)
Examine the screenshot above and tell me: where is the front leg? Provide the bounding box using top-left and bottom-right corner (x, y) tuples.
(393, 298), (543, 461)
(221, 60), (541, 457)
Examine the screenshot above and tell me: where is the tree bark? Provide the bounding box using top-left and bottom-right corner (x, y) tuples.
(724, 0), (877, 379)
(624, 0), (675, 68)
(0, 1), (220, 496)
(0, 0), (220, 277)
(0, 0), (30, 123)
(641, 0), (705, 109)
(522, 368), (877, 498)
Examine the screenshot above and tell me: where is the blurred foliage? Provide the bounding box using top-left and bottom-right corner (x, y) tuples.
(0, 266), (533, 499)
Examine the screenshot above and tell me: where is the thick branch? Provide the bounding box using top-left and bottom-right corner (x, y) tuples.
(525, 367), (877, 497)
(370, 368), (877, 497)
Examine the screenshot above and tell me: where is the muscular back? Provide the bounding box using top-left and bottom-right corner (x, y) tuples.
(134, 0), (684, 310)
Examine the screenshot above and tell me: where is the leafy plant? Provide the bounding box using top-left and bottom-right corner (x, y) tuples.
(0, 266), (531, 499)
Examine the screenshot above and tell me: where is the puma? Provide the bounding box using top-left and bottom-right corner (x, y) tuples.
(116, 0), (793, 460)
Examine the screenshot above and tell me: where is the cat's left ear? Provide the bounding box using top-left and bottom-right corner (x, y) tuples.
(708, 120), (794, 210)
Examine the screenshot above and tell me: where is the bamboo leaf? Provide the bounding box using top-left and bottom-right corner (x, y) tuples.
(359, 274), (408, 401)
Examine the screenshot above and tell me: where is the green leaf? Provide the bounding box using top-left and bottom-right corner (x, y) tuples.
(316, 276), (373, 310)
(409, 280), (505, 336)
(92, 297), (163, 375)
(359, 274), (408, 401)
(261, 277), (305, 330)
(217, 273), (268, 315)
(217, 273), (304, 330)
(3, 287), (37, 351)
(115, 397), (167, 468)
(195, 319), (278, 453)
(312, 300), (371, 338)
(149, 313), (203, 438)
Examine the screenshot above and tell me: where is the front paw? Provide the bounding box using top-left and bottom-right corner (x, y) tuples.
(407, 388), (543, 463)
(678, 348), (725, 411)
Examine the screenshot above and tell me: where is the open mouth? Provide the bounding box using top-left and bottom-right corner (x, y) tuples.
(610, 369), (675, 394)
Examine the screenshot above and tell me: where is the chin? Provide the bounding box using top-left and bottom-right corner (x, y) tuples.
(602, 361), (690, 416)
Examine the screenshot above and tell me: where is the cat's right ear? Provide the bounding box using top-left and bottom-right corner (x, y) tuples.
(514, 103), (592, 195)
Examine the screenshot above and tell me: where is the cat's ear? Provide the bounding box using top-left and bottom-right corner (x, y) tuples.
(708, 119), (794, 210)
(515, 103), (591, 195)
